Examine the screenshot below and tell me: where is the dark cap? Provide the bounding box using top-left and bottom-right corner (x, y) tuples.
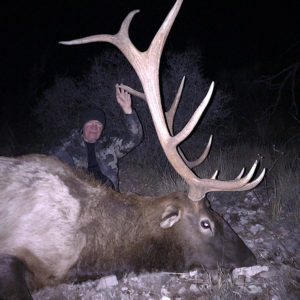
(81, 107), (106, 129)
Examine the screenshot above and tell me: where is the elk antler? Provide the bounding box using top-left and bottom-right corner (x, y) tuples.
(59, 0), (265, 201)
(118, 79), (213, 169)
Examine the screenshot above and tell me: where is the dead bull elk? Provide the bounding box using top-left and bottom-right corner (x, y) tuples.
(0, 0), (265, 299)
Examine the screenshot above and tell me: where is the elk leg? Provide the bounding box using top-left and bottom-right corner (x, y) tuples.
(0, 254), (32, 300)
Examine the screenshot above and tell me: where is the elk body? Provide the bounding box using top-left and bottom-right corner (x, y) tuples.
(0, 0), (264, 299)
(0, 154), (256, 299)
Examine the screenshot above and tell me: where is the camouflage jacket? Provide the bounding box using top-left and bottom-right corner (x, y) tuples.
(50, 110), (143, 191)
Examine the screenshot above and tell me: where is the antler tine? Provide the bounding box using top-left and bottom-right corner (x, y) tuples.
(235, 168), (245, 180)
(233, 168), (266, 191)
(119, 84), (147, 101)
(211, 170), (219, 180)
(120, 79), (213, 169)
(189, 160), (265, 201)
(59, 9), (141, 70)
(178, 135), (213, 168)
(120, 78), (184, 137)
(121, 76), (186, 136)
(147, 0), (184, 67)
(166, 76), (213, 168)
(172, 82), (214, 146)
(165, 76), (185, 136)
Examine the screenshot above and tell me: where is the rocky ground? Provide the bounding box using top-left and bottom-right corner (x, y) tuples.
(33, 170), (300, 300)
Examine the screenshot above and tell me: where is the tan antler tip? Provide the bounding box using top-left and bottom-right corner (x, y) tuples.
(235, 168), (245, 179)
(234, 168), (266, 191)
(59, 41), (72, 45)
(240, 160), (257, 182)
(211, 170), (219, 180)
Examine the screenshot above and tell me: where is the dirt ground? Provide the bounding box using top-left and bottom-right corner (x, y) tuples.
(32, 169), (300, 300)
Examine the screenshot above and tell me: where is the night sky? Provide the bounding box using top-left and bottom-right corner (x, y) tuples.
(0, 0), (299, 147)
(2, 0), (299, 82)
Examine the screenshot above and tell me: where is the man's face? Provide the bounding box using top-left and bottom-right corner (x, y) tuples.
(83, 120), (103, 143)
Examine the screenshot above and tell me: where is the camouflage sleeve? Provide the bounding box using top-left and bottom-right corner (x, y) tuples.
(111, 110), (143, 158)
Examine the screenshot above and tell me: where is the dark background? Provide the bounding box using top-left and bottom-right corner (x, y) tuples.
(0, 0), (299, 152)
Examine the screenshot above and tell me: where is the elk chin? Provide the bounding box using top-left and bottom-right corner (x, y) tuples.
(183, 244), (256, 271)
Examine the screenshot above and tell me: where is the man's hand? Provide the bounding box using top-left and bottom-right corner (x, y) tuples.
(116, 84), (132, 114)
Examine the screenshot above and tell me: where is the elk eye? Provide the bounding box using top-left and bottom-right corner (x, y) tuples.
(200, 220), (211, 229)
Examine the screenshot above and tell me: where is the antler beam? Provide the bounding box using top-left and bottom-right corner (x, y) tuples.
(60, 0), (265, 201)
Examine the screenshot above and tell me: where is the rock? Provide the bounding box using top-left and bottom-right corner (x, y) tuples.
(179, 273), (189, 279)
(160, 296), (171, 300)
(259, 269), (278, 279)
(232, 265), (269, 279)
(247, 284), (263, 294)
(96, 275), (118, 290)
(240, 216), (249, 225)
(121, 286), (129, 292)
(161, 286), (171, 297)
(249, 224), (265, 235)
(189, 270), (198, 277)
(177, 287), (186, 295)
(189, 284), (200, 293)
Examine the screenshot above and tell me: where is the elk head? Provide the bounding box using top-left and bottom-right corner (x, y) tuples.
(59, 0), (265, 202)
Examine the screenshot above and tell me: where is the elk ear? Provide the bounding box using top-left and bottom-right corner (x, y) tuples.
(160, 206), (182, 229)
